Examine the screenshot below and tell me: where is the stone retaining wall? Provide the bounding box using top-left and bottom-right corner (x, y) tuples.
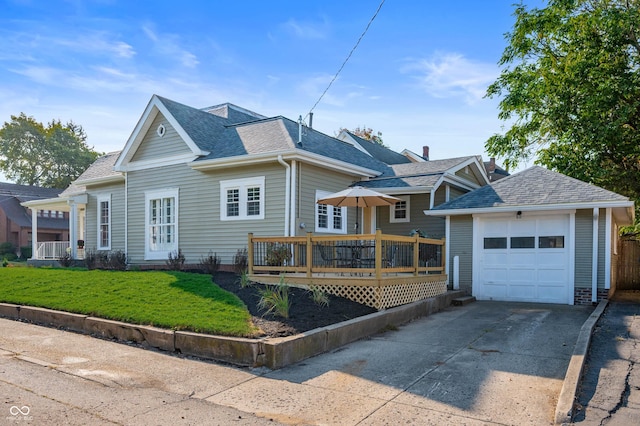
(0, 290), (463, 369)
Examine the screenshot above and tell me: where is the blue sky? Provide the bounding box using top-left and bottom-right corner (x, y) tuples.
(0, 0), (544, 171)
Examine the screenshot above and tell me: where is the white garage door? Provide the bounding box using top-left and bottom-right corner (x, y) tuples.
(477, 215), (570, 304)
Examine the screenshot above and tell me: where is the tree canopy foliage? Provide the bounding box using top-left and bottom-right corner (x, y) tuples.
(0, 113), (101, 188)
(486, 0), (640, 207)
(340, 126), (386, 146)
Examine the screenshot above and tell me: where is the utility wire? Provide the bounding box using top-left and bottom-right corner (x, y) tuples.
(305, 0), (386, 120)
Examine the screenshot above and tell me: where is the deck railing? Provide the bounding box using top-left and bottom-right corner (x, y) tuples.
(248, 229), (445, 278)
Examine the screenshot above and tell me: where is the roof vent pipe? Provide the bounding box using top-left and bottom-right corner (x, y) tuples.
(298, 115), (303, 144)
(309, 112), (313, 129)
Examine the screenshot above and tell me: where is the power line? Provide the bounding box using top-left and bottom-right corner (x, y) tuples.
(305, 0), (386, 120)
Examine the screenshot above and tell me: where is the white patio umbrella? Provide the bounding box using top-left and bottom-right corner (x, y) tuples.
(317, 186), (401, 233)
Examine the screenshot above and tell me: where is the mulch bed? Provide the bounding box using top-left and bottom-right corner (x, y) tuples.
(213, 271), (377, 338)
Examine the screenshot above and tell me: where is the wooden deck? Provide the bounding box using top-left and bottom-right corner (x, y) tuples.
(248, 230), (448, 309)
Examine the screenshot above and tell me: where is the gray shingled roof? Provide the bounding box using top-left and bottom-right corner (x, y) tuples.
(0, 185), (68, 229)
(156, 96), (394, 175)
(345, 131), (411, 165)
(62, 151), (122, 196)
(390, 156), (476, 176)
(431, 166), (629, 211)
(0, 182), (63, 203)
(357, 174), (442, 189)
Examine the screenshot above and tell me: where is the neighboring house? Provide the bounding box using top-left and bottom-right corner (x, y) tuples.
(0, 182), (68, 253)
(24, 94), (490, 265)
(424, 166), (635, 305)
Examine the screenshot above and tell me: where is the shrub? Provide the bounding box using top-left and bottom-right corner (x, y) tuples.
(1, 258), (8, 268)
(0, 242), (15, 256)
(199, 251), (221, 276)
(265, 243), (291, 266)
(238, 269), (252, 288)
(20, 246), (32, 260)
(309, 285), (330, 308)
(166, 249), (185, 271)
(107, 250), (127, 271)
(233, 248), (248, 274)
(84, 249), (98, 270)
(58, 252), (74, 268)
(2, 253), (17, 262)
(257, 275), (290, 318)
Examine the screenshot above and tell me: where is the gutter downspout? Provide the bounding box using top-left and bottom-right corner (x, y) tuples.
(290, 160), (297, 236)
(124, 172), (128, 258)
(277, 155), (291, 237)
(592, 208), (599, 303)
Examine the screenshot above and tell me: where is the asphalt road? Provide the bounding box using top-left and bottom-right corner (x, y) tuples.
(1, 301), (592, 425)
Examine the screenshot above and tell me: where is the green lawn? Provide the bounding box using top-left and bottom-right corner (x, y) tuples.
(0, 268), (258, 337)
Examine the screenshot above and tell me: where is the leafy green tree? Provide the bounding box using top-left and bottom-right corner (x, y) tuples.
(340, 126), (386, 146)
(0, 113), (101, 188)
(486, 0), (640, 206)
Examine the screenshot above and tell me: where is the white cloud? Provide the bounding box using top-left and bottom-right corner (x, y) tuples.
(142, 23), (199, 68)
(403, 52), (499, 105)
(282, 18), (328, 40)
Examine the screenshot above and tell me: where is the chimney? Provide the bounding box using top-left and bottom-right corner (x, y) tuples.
(422, 146), (430, 161)
(489, 157), (496, 173)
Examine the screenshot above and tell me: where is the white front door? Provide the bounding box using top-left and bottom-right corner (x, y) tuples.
(476, 214), (571, 304)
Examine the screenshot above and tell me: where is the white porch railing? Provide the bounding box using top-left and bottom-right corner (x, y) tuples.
(35, 241), (71, 260)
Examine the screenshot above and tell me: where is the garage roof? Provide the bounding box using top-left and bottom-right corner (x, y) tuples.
(424, 166), (635, 223)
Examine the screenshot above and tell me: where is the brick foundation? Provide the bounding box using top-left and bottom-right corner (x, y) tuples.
(574, 287), (608, 305)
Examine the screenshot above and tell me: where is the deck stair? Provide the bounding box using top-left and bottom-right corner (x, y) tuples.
(452, 296), (476, 306)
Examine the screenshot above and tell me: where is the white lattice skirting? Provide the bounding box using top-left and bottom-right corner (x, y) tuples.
(313, 279), (448, 310)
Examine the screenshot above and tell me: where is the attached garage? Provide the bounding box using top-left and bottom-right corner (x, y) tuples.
(424, 166), (635, 305)
(476, 214), (572, 304)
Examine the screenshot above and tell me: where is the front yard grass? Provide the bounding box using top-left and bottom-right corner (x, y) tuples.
(0, 268), (258, 337)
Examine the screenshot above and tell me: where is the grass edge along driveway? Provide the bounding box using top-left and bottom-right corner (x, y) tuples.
(0, 268), (258, 337)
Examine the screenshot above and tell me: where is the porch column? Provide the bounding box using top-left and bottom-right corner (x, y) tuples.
(592, 208), (599, 303)
(30, 208), (38, 260)
(69, 202), (78, 259)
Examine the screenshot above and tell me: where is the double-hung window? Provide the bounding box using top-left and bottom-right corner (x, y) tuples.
(220, 177), (265, 220)
(390, 195), (410, 223)
(145, 188), (178, 259)
(97, 194), (111, 250)
(315, 190), (346, 234)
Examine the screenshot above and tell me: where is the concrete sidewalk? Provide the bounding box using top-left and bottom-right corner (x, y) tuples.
(1, 301), (592, 425)
(572, 294), (640, 425)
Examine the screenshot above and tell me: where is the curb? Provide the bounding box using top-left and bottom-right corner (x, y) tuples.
(0, 290), (464, 369)
(554, 299), (608, 424)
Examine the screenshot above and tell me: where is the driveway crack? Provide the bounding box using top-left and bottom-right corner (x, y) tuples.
(600, 360), (634, 425)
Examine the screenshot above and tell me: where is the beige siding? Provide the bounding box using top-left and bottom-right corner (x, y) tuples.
(449, 187), (466, 200)
(126, 162), (287, 265)
(575, 209), (593, 289)
(131, 114), (192, 162)
(449, 215), (473, 292)
(296, 163), (358, 236)
(84, 182), (126, 252)
(454, 166), (482, 186)
(377, 193), (445, 238)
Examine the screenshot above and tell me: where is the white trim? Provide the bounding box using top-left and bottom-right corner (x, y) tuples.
(290, 160), (298, 236)
(592, 208), (599, 303)
(445, 215), (451, 286)
(190, 150), (380, 178)
(315, 190), (347, 234)
(117, 153), (199, 172)
(124, 172), (128, 257)
(605, 208), (612, 290)
(220, 177), (265, 221)
(400, 149), (427, 162)
(390, 195), (410, 223)
(424, 200), (634, 217)
(75, 174), (124, 186)
(277, 156), (291, 236)
(568, 212), (576, 305)
(144, 188), (179, 260)
(96, 193), (111, 250)
(472, 215), (481, 298)
(114, 96), (209, 171)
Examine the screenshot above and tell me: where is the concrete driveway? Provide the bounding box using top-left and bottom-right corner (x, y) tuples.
(0, 301), (592, 425)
